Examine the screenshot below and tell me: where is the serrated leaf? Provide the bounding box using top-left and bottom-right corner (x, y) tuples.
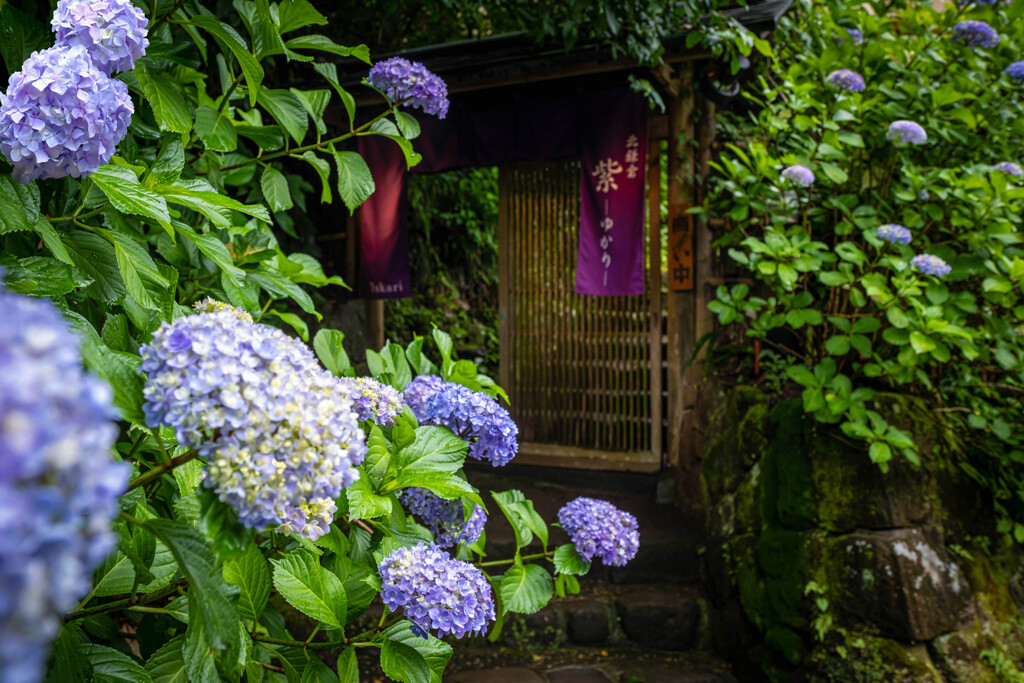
(500, 564), (554, 614)
(260, 166), (293, 212)
(395, 427), (468, 475)
(347, 469), (394, 519)
(82, 644), (153, 683)
(0, 176), (32, 234)
(159, 179), (271, 224)
(0, 4), (51, 75)
(300, 151), (332, 203)
(135, 63), (193, 134)
(91, 165), (171, 230)
(190, 16), (264, 106)
(104, 228), (172, 312)
(256, 88), (308, 144)
(333, 150), (375, 212)
(271, 549), (347, 628)
(553, 544), (591, 575)
(151, 136), (185, 184)
(337, 648), (359, 683)
(394, 112), (421, 140)
(277, 0), (328, 33)
(313, 329), (352, 377)
(195, 106), (238, 152)
(236, 124), (284, 151)
(145, 636), (187, 683)
(380, 622), (452, 683)
(380, 639), (431, 683)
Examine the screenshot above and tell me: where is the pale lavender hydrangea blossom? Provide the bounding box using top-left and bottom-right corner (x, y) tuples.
(379, 543), (495, 638)
(367, 57), (449, 118)
(0, 285), (128, 683)
(993, 161), (1023, 177)
(0, 45), (133, 183)
(140, 300), (366, 540)
(52, 0), (149, 74)
(826, 69), (865, 92)
(887, 120), (927, 146)
(952, 20), (999, 48)
(876, 224), (912, 244)
(558, 497), (639, 567)
(912, 254), (952, 277)
(338, 376), (403, 426)
(781, 164), (815, 186)
(403, 376), (518, 466)
(1006, 62), (1024, 80)
(399, 488), (486, 547)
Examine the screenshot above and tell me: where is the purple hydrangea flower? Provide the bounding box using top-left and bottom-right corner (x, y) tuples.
(0, 285), (128, 683)
(781, 164), (815, 187)
(826, 69), (865, 92)
(912, 254), (952, 277)
(887, 120), (927, 146)
(993, 161), (1023, 177)
(1006, 62), (1024, 80)
(399, 488), (486, 548)
(52, 0), (149, 74)
(919, 190), (930, 202)
(338, 376), (403, 426)
(379, 543), (495, 638)
(557, 497), (639, 567)
(0, 45), (133, 184)
(876, 224), (912, 244)
(403, 376), (518, 466)
(953, 21), (999, 48)
(367, 57), (449, 118)
(140, 300), (367, 540)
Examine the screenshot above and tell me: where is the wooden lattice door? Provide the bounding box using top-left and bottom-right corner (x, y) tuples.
(498, 159), (662, 471)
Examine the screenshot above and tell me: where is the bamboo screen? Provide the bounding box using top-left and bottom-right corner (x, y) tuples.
(499, 160), (657, 456)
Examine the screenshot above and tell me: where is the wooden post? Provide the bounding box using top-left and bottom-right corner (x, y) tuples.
(497, 167), (513, 404)
(368, 299), (385, 351)
(665, 67), (701, 507)
(647, 135), (663, 463)
(691, 96), (718, 445)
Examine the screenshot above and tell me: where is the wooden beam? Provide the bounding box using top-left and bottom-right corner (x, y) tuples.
(514, 442), (661, 473)
(665, 68), (701, 507)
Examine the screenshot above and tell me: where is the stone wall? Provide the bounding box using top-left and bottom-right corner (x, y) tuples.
(702, 386), (1024, 681)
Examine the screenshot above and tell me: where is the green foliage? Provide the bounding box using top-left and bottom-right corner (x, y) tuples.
(706, 0), (1024, 532)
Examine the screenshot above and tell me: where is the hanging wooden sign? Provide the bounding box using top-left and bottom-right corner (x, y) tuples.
(667, 203), (694, 291)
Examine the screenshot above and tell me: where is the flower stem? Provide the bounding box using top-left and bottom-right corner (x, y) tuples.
(477, 550), (555, 568)
(127, 449), (199, 491)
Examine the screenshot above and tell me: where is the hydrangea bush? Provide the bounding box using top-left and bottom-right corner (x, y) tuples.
(0, 1), (642, 680)
(705, 0), (1024, 537)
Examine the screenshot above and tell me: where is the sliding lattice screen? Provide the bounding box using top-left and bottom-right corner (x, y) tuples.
(498, 160), (661, 469)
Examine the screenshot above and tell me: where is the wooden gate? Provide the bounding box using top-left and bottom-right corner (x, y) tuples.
(498, 158), (662, 472)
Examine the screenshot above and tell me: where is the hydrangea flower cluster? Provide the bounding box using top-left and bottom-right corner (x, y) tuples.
(367, 57), (449, 119)
(781, 164), (815, 186)
(843, 28), (864, 44)
(0, 0), (147, 183)
(52, 0), (149, 74)
(379, 543), (495, 638)
(919, 190), (930, 202)
(993, 161), (1023, 177)
(0, 285), (128, 683)
(912, 254), (952, 277)
(1006, 62), (1024, 80)
(337, 376), (403, 426)
(887, 120), (927, 146)
(557, 497), (640, 567)
(139, 301), (366, 540)
(402, 376), (518, 466)
(399, 488), (486, 547)
(877, 224), (912, 244)
(0, 46), (133, 184)
(952, 20), (999, 48)
(826, 69), (865, 92)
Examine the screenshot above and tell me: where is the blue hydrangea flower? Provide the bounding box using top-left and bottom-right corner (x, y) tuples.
(379, 543), (495, 638)
(887, 120), (927, 146)
(919, 190), (930, 202)
(338, 376), (403, 426)
(367, 57), (449, 118)
(952, 21), (999, 48)
(140, 300), (367, 540)
(826, 69), (865, 92)
(993, 161), (1023, 177)
(403, 376), (518, 466)
(781, 164), (815, 187)
(837, 27), (864, 45)
(912, 254), (952, 277)
(399, 488), (486, 548)
(0, 285), (128, 683)
(557, 497), (639, 567)
(52, 0), (149, 75)
(876, 224), (912, 244)
(0, 45), (133, 184)
(1006, 62), (1024, 80)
